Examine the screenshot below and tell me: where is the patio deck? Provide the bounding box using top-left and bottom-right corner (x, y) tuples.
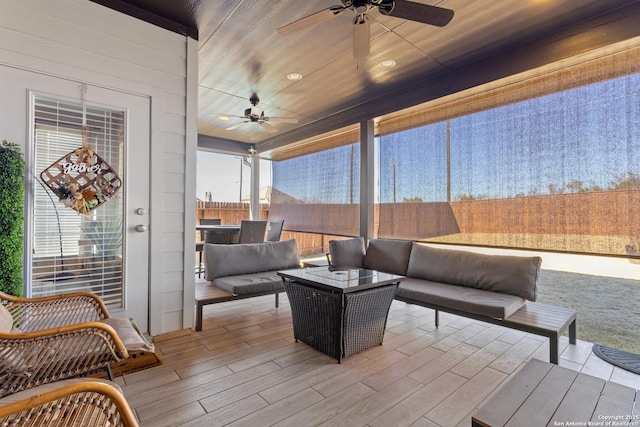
(116, 296), (640, 427)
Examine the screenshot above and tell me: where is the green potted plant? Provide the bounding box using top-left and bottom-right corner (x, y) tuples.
(0, 140), (25, 296)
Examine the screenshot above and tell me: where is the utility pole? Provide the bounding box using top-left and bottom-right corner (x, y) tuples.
(389, 162), (399, 203)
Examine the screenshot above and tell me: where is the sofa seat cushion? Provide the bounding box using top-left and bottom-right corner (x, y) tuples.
(407, 244), (541, 301)
(204, 239), (301, 280)
(363, 239), (413, 276)
(397, 278), (526, 319)
(213, 272), (285, 295)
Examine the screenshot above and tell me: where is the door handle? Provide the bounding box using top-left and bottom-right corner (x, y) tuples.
(135, 224), (147, 232)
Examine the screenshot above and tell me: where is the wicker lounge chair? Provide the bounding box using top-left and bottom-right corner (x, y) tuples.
(0, 378), (139, 426)
(0, 291), (154, 398)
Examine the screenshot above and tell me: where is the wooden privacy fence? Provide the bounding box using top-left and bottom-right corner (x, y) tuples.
(195, 201), (328, 255)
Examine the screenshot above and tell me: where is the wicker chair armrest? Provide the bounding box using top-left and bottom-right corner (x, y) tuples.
(0, 322), (128, 397)
(1, 291), (110, 331)
(0, 378), (140, 426)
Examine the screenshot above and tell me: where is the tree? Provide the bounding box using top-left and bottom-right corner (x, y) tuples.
(454, 192), (488, 201)
(0, 141), (25, 296)
(402, 196), (424, 203)
(565, 179), (585, 193)
(608, 172), (640, 191)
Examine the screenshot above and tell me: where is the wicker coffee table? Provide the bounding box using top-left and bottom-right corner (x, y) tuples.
(278, 267), (404, 362)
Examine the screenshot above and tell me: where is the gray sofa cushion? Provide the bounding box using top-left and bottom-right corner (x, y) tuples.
(397, 278), (526, 319)
(204, 239), (300, 280)
(363, 239), (413, 276)
(0, 304), (13, 333)
(329, 237), (365, 268)
(213, 272), (286, 295)
(406, 244), (541, 301)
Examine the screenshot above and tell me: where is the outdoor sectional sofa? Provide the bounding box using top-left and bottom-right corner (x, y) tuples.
(194, 239), (301, 331)
(329, 238), (577, 364)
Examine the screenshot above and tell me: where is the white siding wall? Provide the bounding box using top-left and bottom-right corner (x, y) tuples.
(0, 0), (196, 335)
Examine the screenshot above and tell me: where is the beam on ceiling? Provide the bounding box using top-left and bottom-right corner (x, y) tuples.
(89, 0), (198, 39)
(198, 134), (254, 156)
(256, 0), (640, 153)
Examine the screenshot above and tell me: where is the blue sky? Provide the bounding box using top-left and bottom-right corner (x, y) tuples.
(379, 72), (640, 203)
(196, 151), (272, 202)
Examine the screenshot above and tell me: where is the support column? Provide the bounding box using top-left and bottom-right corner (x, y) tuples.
(250, 151), (260, 220)
(360, 120), (375, 241)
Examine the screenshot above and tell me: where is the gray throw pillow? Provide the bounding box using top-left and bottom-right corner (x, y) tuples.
(363, 239), (413, 275)
(0, 303), (13, 333)
(329, 237), (365, 268)
(406, 243), (541, 301)
(204, 239), (301, 280)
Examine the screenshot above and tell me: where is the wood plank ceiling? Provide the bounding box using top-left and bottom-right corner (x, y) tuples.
(93, 0), (640, 157)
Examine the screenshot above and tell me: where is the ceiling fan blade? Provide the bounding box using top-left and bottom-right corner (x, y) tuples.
(387, 0), (454, 27)
(353, 15), (370, 58)
(225, 122), (247, 131)
(268, 117), (299, 124)
(260, 122), (279, 133)
(218, 114), (247, 120)
(277, 6), (344, 36)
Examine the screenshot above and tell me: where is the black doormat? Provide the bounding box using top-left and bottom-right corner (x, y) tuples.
(592, 344), (640, 375)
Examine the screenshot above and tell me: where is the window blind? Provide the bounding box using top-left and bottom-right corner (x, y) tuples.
(378, 56), (640, 256)
(270, 143), (360, 236)
(32, 97), (125, 308)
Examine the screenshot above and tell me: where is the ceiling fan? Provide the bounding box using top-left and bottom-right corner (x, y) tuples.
(277, 0), (454, 58)
(224, 94), (298, 133)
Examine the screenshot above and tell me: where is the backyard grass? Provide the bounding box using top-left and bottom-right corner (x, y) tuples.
(537, 269), (640, 354)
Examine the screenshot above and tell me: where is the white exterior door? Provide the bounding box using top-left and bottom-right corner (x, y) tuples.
(0, 65), (151, 331)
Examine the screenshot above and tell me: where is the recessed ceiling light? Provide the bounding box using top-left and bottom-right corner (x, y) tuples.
(380, 59), (396, 68)
(287, 72), (303, 81)
(219, 115), (230, 121)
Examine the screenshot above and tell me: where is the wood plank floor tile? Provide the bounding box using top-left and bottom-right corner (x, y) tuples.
(177, 394), (269, 427)
(121, 296), (640, 427)
(312, 350), (407, 397)
(394, 326), (457, 356)
(135, 362), (281, 421)
(175, 339), (290, 378)
(139, 402), (206, 427)
(368, 372), (467, 427)
(408, 343), (478, 385)
(425, 367), (508, 426)
(449, 340), (512, 379)
(258, 354), (368, 404)
(200, 356), (331, 413)
(489, 336), (544, 374)
(272, 382), (376, 427)
(318, 377), (423, 427)
(226, 388), (324, 427)
(126, 365), (233, 409)
(361, 346), (444, 391)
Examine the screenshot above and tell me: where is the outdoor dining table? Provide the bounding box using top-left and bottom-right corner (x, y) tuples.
(196, 224), (241, 244)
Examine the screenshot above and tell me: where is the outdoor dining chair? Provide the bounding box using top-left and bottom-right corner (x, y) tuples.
(266, 219), (284, 242)
(196, 218), (221, 277)
(237, 220), (268, 244)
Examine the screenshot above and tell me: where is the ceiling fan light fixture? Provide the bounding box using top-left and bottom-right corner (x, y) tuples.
(287, 72), (303, 81)
(380, 59), (396, 68)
